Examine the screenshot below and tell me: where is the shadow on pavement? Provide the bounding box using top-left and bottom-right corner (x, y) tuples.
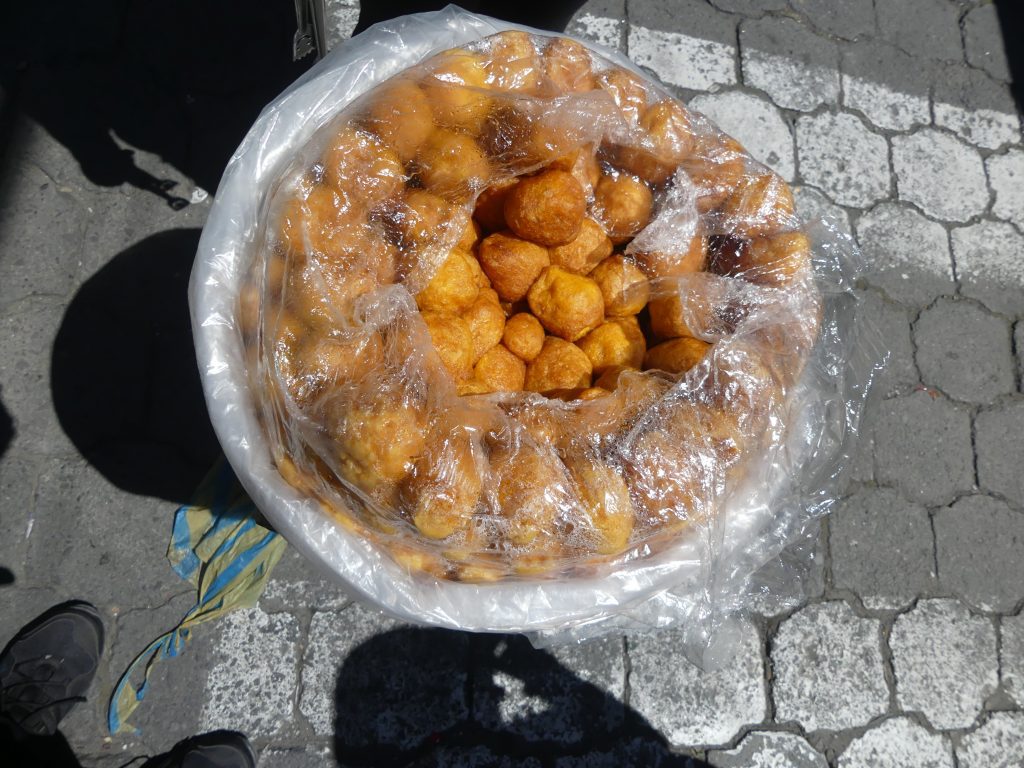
(0, 1), (311, 208)
(0, 567), (13, 586)
(50, 228), (220, 503)
(334, 628), (708, 767)
(355, 1), (584, 34)
(0, 389), (12, 461)
(994, 1), (1023, 111)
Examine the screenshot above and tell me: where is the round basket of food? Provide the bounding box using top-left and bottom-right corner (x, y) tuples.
(191, 7), (878, 641)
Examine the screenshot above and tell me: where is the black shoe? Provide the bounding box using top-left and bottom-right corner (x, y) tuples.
(0, 601), (104, 737)
(143, 731), (257, 768)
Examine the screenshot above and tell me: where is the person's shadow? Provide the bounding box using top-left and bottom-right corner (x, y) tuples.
(50, 228), (221, 503)
(333, 629), (709, 767)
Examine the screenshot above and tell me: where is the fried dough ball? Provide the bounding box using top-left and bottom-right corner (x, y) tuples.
(597, 68), (649, 124)
(478, 231), (550, 302)
(525, 336), (593, 392)
(566, 456), (634, 555)
(416, 248), (481, 313)
(493, 444), (571, 548)
(685, 135), (748, 214)
(238, 280), (261, 343)
(474, 345), (527, 392)
(420, 49), (492, 134)
(422, 310), (474, 380)
(486, 30), (542, 93)
(322, 126), (405, 207)
(548, 145), (601, 194)
(385, 188), (450, 250)
(285, 257), (381, 328)
(719, 171), (796, 238)
(292, 330), (384, 406)
(644, 336), (712, 375)
(527, 266), (605, 342)
(548, 218), (613, 275)
(504, 170), (586, 247)
(456, 378), (492, 396)
(332, 401), (427, 489)
(594, 174), (653, 244)
(543, 37), (595, 93)
(590, 256), (650, 316)
(402, 432), (482, 539)
(457, 216), (482, 252)
(473, 178), (517, 232)
(279, 186), (364, 256)
(463, 288), (506, 363)
(417, 129), (491, 197)
(502, 312), (545, 362)
(650, 291), (718, 340)
(631, 233), (706, 279)
(727, 230), (811, 286)
(363, 77), (435, 162)
(611, 101), (696, 185)
(576, 316), (646, 374)
(626, 423), (707, 531)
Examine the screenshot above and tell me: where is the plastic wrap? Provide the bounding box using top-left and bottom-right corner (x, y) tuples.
(190, 6), (884, 653)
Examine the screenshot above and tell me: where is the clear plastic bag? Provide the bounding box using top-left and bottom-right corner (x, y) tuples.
(190, 6), (884, 655)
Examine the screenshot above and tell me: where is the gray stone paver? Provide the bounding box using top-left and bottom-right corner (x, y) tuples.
(790, 0), (874, 41)
(738, 16), (840, 112)
(629, 619), (765, 746)
(688, 90), (794, 181)
(710, 731), (827, 767)
(872, 390), (974, 507)
(957, 712), (1024, 768)
(839, 39), (930, 132)
(707, 0), (786, 15)
(976, 402), (1024, 508)
(914, 299), (1015, 404)
(891, 130), (989, 223)
(890, 599), (998, 731)
(771, 601), (887, 732)
(932, 64), (1022, 151)
(795, 112), (889, 208)
(855, 291), (917, 398)
(874, 0), (964, 63)
(934, 495), (1024, 613)
(987, 149), (1024, 228)
(854, 202), (955, 307)
(963, 4), (1011, 83)
(1003, 614), (1024, 708)
(793, 185), (852, 238)
(829, 487), (935, 610)
(953, 221), (1024, 317)
(837, 716), (953, 767)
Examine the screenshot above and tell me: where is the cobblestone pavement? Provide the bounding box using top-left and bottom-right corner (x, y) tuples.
(1, 1), (1023, 766)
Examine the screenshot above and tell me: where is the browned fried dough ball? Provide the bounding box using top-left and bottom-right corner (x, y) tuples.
(626, 423), (706, 531)
(589, 256), (650, 316)
(463, 288), (506, 363)
(524, 336), (593, 392)
(332, 401), (427, 489)
(417, 129), (491, 197)
(612, 100), (696, 185)
(486, 30), (542, 93)
(631, 233), (706, 279)
(576, 316), (646, 374)
(416, 249), (481, 313)
(504, 170), (586, 247)
(322, 127), (406, 207)
(644, 336), (712, 375)
(502, 312), (545, 362)
(422, 310), (475, 381)
(594, 174), (653, 244)
(685, 135), (748, 214)
(420, 49), (492, 134)
(566, 457), (634, 554)
(492, 443), (572, 549)
(547, 145), (601, 193)
(543, 37), (595, 93)
(402, 432), (482, 539)
(473, 178), (517, 233)
(474, 345), (527, 392)
(279, 186), (363, 256)
(597, 68), (649, 124)
(386, 189), (450, 250)
(291, 330), (385, 407)
(548, 218), (613, 275)
(457, 216), (482, 252)
(527, 266), (605, 342)
(238, 280), (261, 343)
(739, 230), (811, 286)
(478, 231), (550, 302)
(363, 77), (435, 162)
(719, 171), (796, 238)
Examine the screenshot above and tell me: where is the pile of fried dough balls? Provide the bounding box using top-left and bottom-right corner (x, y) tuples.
(243, 30), (817, 582)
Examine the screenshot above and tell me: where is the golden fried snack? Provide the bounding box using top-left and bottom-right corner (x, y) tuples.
(728, 231), (811, 287)
(566, 456), (634, 554)
(416, 249), (481, 313)
(577, 316), (646, 374)
(384, 188), (451, 250)
(457, 217), (482, 252)
(363, 78), (435, 162)
(597, 67), (648, 124)
(504, 169), (586, 247)
(402, 432), (482, 539)
(502, 312), (546, 362)
(589, 256), (650, 316)
(474, 344), (527, 392)
(492, 444), (571, 548)
(685, 135), (748, 214)
(417, 129), (491, 197)
(631, 232), (707, 280)
(527, 266), (605, 342)
(548, 218), (613, 275)
(594, 174), (653, 244)
(238, 280), (261, 343)
(279, 186), (364, 256)
(322, 126), (406, 207)
(486, 30), (542, 93)
(331, 400), (427, 489)
(285, 257), (380, 328)
(420, 49), (491, 134)
(626, 423), (707, 531)
(524, 336), (593, 392)
(292, 330), (385, 406)
(463, 288), (506, 362)
(612, 101), (696, 185)
(478, 231), (550, 302)
(720, 171), (796, 238)
(548, 145), (601, 194)
(644, 336), (712, 374)
(474, 178), (517, 232)
(543, 37), (595, 93)
(422, 310), (474, 380)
